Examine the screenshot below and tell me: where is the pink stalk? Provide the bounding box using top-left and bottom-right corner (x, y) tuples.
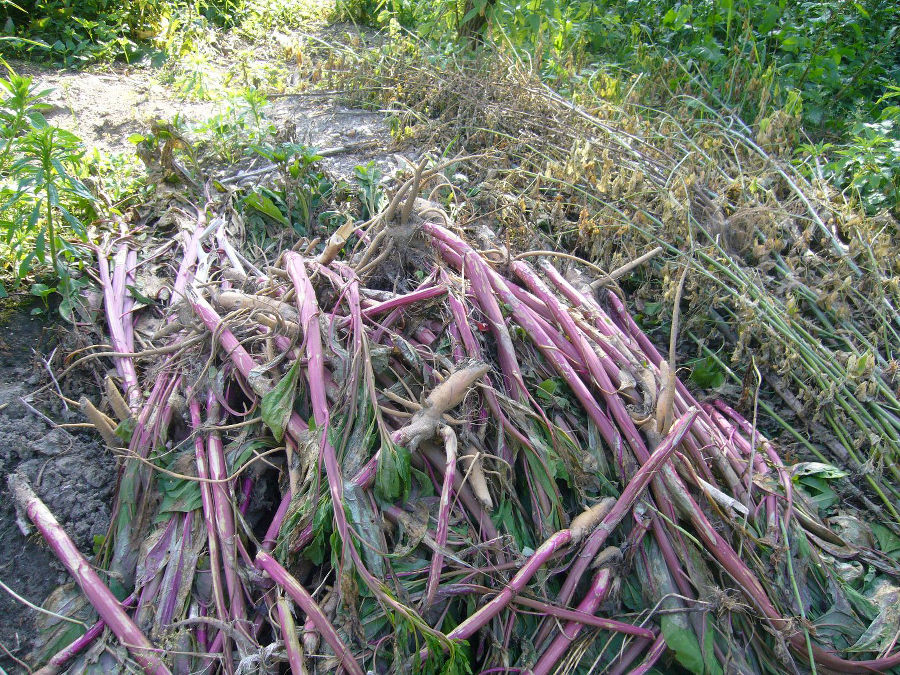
(96, 246), (140, 409)
(441, 528), (576, 645)
(714, 400), (793, 528)
(122, 247), (137, 352)
(362, 285), (447, 318)
(189, 399), (232, 671)
(607, 638), (652, 675)
(511, 260), (651, 471)
(426, 226), (624, 454)
(626, 634), (667, 675)
(538, 260), (635, 369)
(190, 296), (268, 386)
(239, 478), (253, 516)
(276, 596), (305, 675)
(283, 253), (353, 554)
(9, 474), (170, 675)
(510, 596), (653, 639)
(553, 410), (698, 614)
(263, 492), (293, 551)
(35, 593), (136, 674)
(531, 568), (612, 675)
(256, 551), (364, 675)
(431, 411), (689, 657)
(205, 392), (249, 636)
(420, 444), (500, 543)
(283, 256), (437, 646)
(439, 243), (527, 400)
(423, 426), (458, 610)
(172, 214), (206, 303)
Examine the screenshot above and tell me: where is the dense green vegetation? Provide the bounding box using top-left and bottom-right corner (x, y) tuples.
(336, 0), (900, 214)
(3, 0), (897, 216)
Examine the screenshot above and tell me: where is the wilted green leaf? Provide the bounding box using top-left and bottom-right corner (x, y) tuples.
(689, 356), (726, 389)
(792, 462), (849, 480)
(375, 441), (410, 502)
(261, 359), (301, 442)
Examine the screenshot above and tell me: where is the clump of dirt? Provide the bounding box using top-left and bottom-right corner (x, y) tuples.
(0, 299), (115, 672)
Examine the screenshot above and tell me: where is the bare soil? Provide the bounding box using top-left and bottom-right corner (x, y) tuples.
(0, 300), (114, 673)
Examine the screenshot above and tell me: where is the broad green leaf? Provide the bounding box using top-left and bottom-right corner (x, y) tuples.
(689, 356), (726, 389)
(244, 191), (289, 226)
(375, 441), (411, 502)
(871, 523), (900, 560)
(661, 614), (704, 673)
(261, 358), (301, 442)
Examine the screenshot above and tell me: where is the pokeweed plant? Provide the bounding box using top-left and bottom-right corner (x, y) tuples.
(0, 65), (96, 315)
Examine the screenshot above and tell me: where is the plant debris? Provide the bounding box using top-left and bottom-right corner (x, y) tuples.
(11, 156), (900, 674)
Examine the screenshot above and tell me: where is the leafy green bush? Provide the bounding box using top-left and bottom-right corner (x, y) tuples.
(353, 0), (900, 210)
(826, 89), (900, 214)
(0, 0), (245, 65)
(0, 65), (96, 309)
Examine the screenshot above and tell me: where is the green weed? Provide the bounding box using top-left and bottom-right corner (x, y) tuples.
(0, 66), (95, 312)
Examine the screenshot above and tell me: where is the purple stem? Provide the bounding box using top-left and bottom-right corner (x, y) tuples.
(511, 596), (653, 640)
(205, 391), (250, 636)
(256, 551), (364, 675)
(626, 634), (667, 675)
(96, 246), (140, 409)
(423, 426), (458, 610)
(189, 399), (232, 671)
(276, 596), (305, 675)
(8, 474), (171, 675)
(607, 638), (653, 675)
(362, 285), (447, 318)
(531, 568), (612, 675)
(553, 410), (698, 616)
(263, 492), (292, 551)
(38, 593), (137, 672)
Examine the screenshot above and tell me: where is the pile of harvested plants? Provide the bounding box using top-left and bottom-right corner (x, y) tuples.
(12, 161), (900, 675)
(324, 35), (900, 533)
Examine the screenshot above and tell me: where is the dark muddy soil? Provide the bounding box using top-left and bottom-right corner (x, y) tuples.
(0, 299), (115, 673)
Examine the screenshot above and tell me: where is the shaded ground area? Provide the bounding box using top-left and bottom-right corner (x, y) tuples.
(0, 300), (114, 672)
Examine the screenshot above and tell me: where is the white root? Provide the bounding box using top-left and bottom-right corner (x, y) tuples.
(391, 362), (490, 452)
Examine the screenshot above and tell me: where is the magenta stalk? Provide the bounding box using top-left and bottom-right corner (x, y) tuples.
(205, 391), (250, 636)
(432, 411), (690, 655)
(423, 425), (458, 610)
(276, 595), (305, 675)
(623, 634), (667, 675)
(8, 474), (171, 675)
(530, 568), (612, 675)
(189, 399), (232, 671)
(553, 409), (698, 616)
(34, 593), (137, 675)
(96, 245), (140, 410)
(510, 596), (653, 640)
(255, 551), (364, 675)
